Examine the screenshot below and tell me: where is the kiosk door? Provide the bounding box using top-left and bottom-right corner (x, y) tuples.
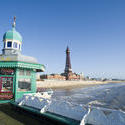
(0, 77), (13, 100)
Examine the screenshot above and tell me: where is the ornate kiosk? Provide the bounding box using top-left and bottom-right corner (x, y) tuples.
(0, 17), (45, 103)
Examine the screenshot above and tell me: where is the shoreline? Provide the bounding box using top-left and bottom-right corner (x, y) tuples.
(36, 80), (124, 89)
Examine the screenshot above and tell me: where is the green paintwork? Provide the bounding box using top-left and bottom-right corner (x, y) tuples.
(0, 100), (13, 104)
(3, 28), (22, 42)
(0, 61), (45, 72)
(14, 68), (37, 100)
(0, 61), (45, 101)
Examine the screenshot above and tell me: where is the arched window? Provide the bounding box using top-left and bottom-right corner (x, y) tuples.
(13, 42), (17, 48)
(7, 41), (12, 47)
(19, 44), (21, 50)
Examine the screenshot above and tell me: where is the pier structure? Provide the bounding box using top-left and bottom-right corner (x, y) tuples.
(0, 17), (45, 102)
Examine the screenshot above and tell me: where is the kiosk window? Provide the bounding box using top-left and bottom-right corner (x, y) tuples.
(1, 77), (13, 92)
(19, 44), (21, 50)
(7, 41), (12, 47)
(26, 70), (31, 76)
(19, 69), (25, 75)
(18, 79), (31, 91)
(13, 42), (17, 48)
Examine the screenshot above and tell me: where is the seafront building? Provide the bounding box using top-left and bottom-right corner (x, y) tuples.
(0, 17), (45, 102)
(41, 46), (84, 80)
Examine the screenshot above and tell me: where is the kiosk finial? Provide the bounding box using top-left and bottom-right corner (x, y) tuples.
(12, 16), (16, 28)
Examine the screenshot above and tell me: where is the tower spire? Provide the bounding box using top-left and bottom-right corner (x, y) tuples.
(12, 16), (16, 28)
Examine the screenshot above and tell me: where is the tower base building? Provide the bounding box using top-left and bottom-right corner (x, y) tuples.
(41, 46), (84, 81)
(61, 46), (84, 80)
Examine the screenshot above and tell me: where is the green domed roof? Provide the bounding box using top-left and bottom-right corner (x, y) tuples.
(3, 28), (22, 42)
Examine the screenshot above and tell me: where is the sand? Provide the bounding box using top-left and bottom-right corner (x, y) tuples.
(36, 80), (123, 89)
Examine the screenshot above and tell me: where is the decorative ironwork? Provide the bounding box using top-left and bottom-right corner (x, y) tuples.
(0, 68), (14, 75)
(64, 46), (72, 80)
(0, 61), (45, 72)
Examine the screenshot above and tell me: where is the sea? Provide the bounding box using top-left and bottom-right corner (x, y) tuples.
(46, 82), (125, 124)
(52, 82), (125, 111)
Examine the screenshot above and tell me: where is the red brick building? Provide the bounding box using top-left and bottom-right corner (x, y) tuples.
(40, 74), (65, 80)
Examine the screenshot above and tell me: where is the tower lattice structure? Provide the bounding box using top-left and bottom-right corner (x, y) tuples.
(64, 46), (72, 80)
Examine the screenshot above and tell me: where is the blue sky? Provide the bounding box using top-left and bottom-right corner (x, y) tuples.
(0, 0), (125, 79)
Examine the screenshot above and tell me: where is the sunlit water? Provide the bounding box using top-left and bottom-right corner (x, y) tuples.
(52, 83), (125, 111)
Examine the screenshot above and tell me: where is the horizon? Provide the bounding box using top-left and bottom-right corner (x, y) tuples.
(0, 0), (125, 79)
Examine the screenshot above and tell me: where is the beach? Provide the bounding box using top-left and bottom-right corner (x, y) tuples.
(36, 80), (123, 89)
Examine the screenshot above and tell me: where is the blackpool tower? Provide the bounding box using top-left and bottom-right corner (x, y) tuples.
(64, 46), (72, 80)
